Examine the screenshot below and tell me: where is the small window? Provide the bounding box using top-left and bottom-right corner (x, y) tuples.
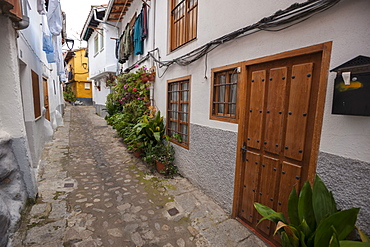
(167, 76), (191, 148)
(100, 30), (104, 51)
(94, 35), (99, 55)
(170, 0), (198, 51)
(85, 83), (91, 89)
(210, 66), (240, 123)
(31, 70), (41, 119)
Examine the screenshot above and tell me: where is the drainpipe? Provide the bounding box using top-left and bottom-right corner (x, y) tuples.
(14, 0), (29, 30)
(150, 0), (157, 106)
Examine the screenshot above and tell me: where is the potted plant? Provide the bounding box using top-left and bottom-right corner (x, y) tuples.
(254, 175), (368, 247)
(153, 141), (175, 173)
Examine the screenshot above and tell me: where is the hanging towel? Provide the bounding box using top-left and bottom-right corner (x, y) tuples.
(37, 0), (46, 15)
(141, 4), (148, 40)
(47, 0), (62, 36)
(133, 13), (143, 55)
(42, 15), (55, 63)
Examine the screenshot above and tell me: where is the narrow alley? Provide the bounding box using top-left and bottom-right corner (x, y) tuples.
(10, 105), (267, 247)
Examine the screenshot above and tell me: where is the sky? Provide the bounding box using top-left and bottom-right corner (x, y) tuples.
(60, 0), (108, 48)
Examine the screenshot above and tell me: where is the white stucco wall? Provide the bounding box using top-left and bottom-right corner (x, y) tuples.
(17, 0), (65, 165)
(88, 22), (118, 107)
(0, 16), (26, 140)
(152, 0), (370, 163)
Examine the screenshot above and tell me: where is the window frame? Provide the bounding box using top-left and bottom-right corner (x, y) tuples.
(167, 75), (191, 149)
(100, 30), (104, 51)
(210, 63), (242, 123)
(170, 0), (198, 51)
(31, 70), (41, 119)
(94, 34), (99, 55)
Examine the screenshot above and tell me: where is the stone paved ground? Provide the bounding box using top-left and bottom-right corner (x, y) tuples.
(10, 106), (269, 247)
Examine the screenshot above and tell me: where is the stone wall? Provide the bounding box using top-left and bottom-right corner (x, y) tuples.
(173, 124), (237, 214)
(317, 152), (370, 236)
(0, 131), (28, 246)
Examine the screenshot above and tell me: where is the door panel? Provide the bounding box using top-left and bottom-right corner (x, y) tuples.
(257, 156), (279, 235)
(247, 70), (266, 150)
(276, 162), (302, 217)
(284, 63), (313, 161)
(234, 44), (330, 246)
(240, 151), (260, 223)
(264, 67), (288, 154)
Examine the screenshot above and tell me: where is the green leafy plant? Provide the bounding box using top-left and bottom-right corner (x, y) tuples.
(254, 175), (366, 247)
(63, 86), (76, 102)
(144, 137), (177, 177)
(172, 133), (183, 143)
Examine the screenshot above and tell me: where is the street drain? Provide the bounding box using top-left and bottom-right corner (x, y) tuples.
(64, 183), (74, 188)
(168, 207), (179, 216)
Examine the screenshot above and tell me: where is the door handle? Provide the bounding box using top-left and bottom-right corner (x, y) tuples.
(241, 141), (248, 160)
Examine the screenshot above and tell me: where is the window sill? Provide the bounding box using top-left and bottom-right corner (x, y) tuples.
(210, 115), (238, 124)
(169, 37), (197, 55)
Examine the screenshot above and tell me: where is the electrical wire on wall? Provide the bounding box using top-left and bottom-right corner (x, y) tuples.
(124, 0), (341, 76)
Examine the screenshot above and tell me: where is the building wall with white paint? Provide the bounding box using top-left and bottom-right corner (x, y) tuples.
(86, 20), (118, 117)
(151, 0), (370, 233)
(104, 0), (369, 234)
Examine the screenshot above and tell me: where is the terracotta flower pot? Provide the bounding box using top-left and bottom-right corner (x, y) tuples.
(155, 160), (166, 173)
(134, 150), (144, 158)
(148, 75), (155, 81)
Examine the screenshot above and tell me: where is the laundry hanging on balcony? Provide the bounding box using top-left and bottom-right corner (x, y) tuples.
(118, 23), (132, 64)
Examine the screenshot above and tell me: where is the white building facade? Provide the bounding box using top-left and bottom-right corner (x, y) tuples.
(81, 5), (118, 118)
(0, 0), (65, 245)
(102, 0), (370, 243)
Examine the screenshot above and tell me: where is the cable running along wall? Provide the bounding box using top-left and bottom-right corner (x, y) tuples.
(124, 0), (341, 76)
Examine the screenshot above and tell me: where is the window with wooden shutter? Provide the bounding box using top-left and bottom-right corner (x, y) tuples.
(167, 76), (191, 148)
(31, 70), (41, 119)
(170, 0), (198, 51)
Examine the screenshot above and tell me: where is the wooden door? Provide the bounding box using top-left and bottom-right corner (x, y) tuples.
(43, 78), (50, 121)
(233, 43), (331, 246)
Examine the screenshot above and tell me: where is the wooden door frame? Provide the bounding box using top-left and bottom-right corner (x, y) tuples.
(232, 42), (332, 219)
(42, 77), (50, 121)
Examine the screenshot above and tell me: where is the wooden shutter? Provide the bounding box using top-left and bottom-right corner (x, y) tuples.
(31, 70), (41, 119)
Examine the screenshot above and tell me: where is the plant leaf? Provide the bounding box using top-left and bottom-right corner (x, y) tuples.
(259, 212), (288, 225)
(298, 219), (312, 240)
(315, 208), (360, 247)
(329, 226), (340, 247)
(299, 230), (308, 247)
(274, 221), (299, 238)
(254, 202), (276, 217)
(340, 241), (370, 247)
(313, 175), (337, 225)
(153, 132), (161, 142)
(281, 231), (294, 247)
(288, 187), (300, 226)
(357, 226), (370, 242)
(298, 181), (316, 231)
(254, 203), (287, 224)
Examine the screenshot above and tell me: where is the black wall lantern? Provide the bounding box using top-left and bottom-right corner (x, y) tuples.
(65, 38), (74, 51)
(331, 55), (370, 117)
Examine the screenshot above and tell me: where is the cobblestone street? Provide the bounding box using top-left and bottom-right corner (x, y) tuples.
(10, 106), (267, 247)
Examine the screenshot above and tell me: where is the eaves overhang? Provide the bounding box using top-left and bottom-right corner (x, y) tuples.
(80, 5), (107, 42)
(106, 0), (133, 22)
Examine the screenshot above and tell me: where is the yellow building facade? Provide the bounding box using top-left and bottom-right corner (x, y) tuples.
(65, 48), (92, 105)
